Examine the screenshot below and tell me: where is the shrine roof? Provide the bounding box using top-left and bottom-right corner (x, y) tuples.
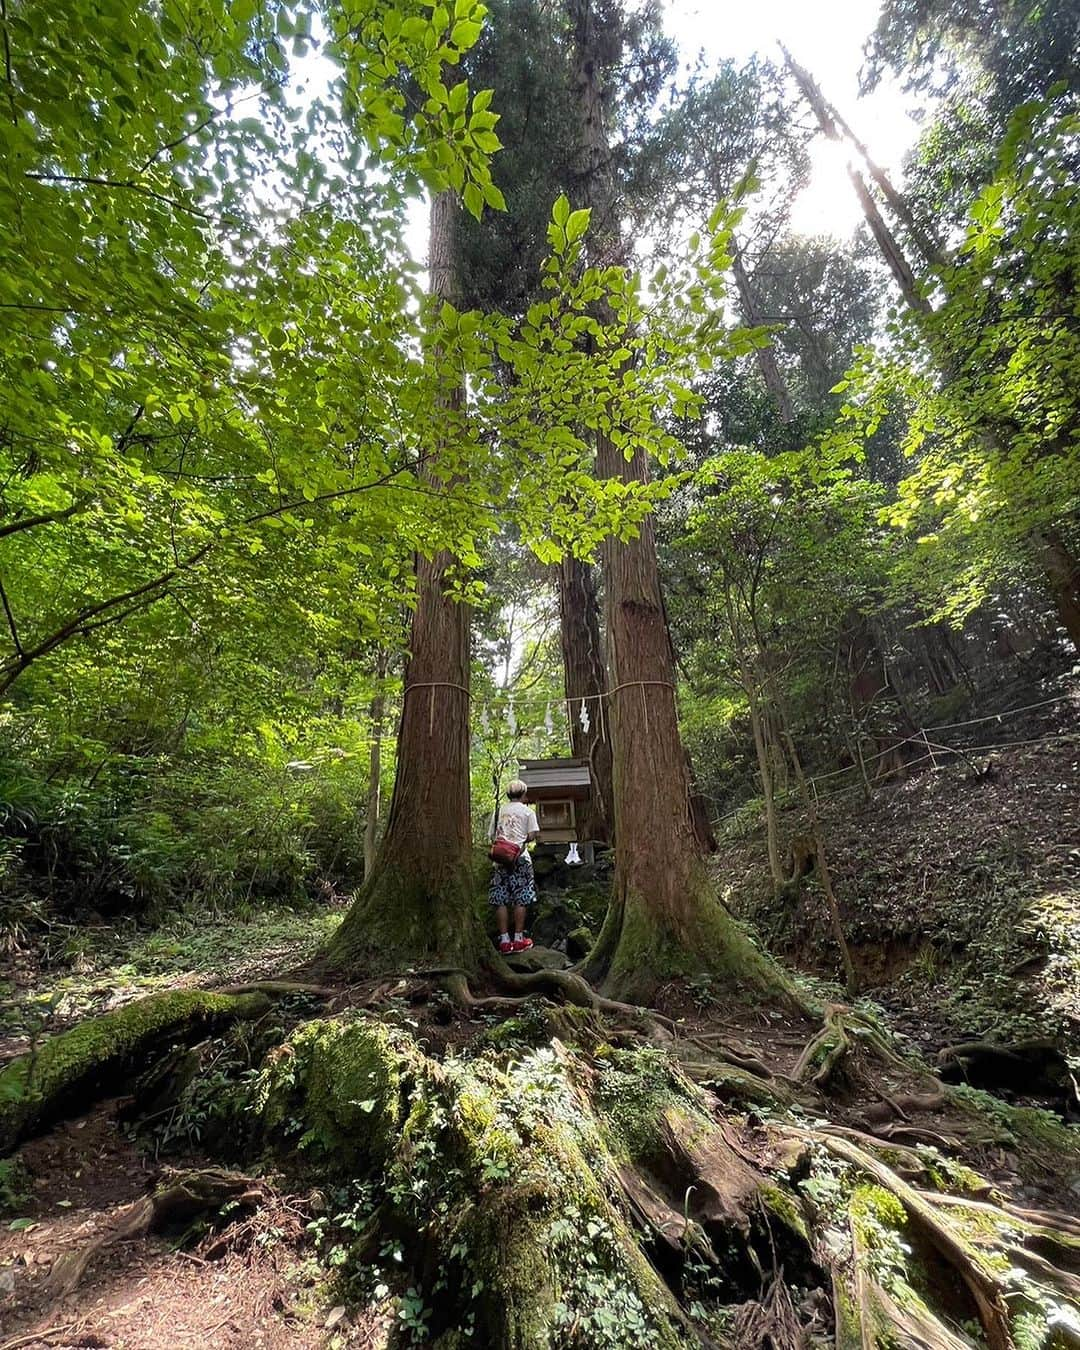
(518, 758), (591, 790)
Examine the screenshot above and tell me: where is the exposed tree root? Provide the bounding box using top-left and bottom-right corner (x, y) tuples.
(794, 1003), (939, 1098)
(730, 1273), (806, 1348)
(937, 1038), (1071, 1098)
(439, 957), (679, 1032)
(212, 980), (336, 999)
(11, 963), (1078, 1348)
(0, 1323), (82, 1350)
(861, 1087), (948, 1125)
(0, 989), (270, 1155)
(787, 1125), (1016, 1350)
(45, 1168), (268, 1299)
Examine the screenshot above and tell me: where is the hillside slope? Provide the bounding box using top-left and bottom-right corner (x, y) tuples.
(720, 698), (1079, 1062)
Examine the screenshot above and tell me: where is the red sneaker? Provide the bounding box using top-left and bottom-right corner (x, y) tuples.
(498, 936), (513, 955)
(511, 937), (534, 953)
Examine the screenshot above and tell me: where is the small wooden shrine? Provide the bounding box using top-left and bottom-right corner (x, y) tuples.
(518, 758), (591, 844)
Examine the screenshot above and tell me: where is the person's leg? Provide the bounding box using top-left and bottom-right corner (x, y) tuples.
(510, 854), (535, 950)
(491, 869), (512, 951)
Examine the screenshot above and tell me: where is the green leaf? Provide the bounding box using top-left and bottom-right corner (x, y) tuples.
(482, 180), (506, 211)
(450, 19), (483, 48)
(565, 208), (590, 244)
(464, 180), (483, 219)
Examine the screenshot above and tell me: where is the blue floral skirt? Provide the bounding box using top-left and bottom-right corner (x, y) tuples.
(489, 850), (537, 908)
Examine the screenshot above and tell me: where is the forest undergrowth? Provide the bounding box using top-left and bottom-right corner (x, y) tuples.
(723, 697), (1080, 1069)
(1, 761), (1078, 1350)
(3, 0), (1080, 1345)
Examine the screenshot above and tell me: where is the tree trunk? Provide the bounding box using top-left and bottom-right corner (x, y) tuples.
(731, 244), (797, 427)
(325, 192), (486, 977)
(569, 0), (793, 1004)
(363, 652), (389, 882)
(783, 48), (931, 316)
(557, 554), (614, 843)
(1036, 528), (1080, 652)
(579, 434), (797, 1003)
(747, 672), (785, 889)
(780, 724), (858, 997)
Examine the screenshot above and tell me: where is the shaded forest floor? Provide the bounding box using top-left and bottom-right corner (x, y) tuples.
(2, 955), (1073, 1348)
(1, 709), (1078, 1347)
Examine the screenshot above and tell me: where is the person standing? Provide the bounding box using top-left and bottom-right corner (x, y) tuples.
(490, 779), (538, 953)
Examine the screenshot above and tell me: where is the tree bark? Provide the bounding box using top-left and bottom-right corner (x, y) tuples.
(780, 725), (858, 997)
(569, 0), (795, 1003)
(326, 191), (485, 977)
(363, 651), (389, 881)
(1036, 528), (1080, 652)
(581, 431), (792, 1001)
(557, 554), (613, 842)
(747, 671), (785, 889)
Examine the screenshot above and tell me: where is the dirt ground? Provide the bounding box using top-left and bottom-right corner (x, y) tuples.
(2, 713), (1078, 1346)
(0, 1103), (344, 1349)
(5, 961), (1074, 1350)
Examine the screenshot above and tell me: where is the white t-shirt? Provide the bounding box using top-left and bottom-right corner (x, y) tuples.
(495, 801), (539, 847)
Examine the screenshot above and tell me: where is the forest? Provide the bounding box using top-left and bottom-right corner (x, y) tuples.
(0, 0), (1078, 1346)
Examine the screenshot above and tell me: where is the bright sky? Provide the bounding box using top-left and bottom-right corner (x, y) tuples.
(662, 0), (921, 238)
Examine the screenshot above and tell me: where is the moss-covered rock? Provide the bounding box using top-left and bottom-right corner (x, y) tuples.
(565, 926), (594, 961)
(0, 988), (270, 1155)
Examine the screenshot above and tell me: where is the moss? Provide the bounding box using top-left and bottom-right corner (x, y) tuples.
(322, 860), (488, 978)
(437, 1108), (686, 1349)
(759, 1181), (810, 1242)
(601, 872), (809, 1011)
(831, 1277), (866, 1350)
(949, 1083), (1080, 1175)
(0, 988), (270, 1155)
(591, 1045), (699, 1165)
(705, 1062), (792, 1109)
(255, 1017), (406, 1172)
(915, 1148), (992, 1198)
(0, 1156), (31, 1214)
(566, 925), (594, 960)
(275, 1028), (691, 1347)
(850, 1183), (907, 1233)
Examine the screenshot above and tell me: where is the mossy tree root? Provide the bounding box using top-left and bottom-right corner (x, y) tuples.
(581, 874), (814, 1015)
(0, 989), (271, 1156)
(792, 1120), (1080, 1349)
(239, 1012), (1080, 1347)
(844, 1135), (1012, 1348)
(794, 1003), (942, 1099)
(254, 1018), (693, 1348)
(440, 960), (682, 1037)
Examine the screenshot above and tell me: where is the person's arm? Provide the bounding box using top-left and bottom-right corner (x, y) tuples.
(526, 807), (540, 844)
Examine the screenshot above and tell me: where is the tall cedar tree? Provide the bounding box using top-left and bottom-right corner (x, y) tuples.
(454, 0), (626, 841)
(326, 192), (486, 975)
(568, 0), (790, 1003)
